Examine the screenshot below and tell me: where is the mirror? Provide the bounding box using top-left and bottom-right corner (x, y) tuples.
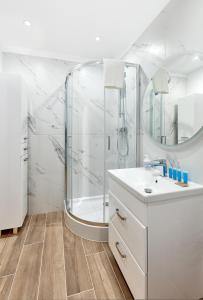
(143, 53), (203, 146)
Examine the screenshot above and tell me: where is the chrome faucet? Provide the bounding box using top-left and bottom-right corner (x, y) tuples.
(151, 159), (167, 177)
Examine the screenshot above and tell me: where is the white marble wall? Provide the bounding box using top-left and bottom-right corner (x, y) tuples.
(124, 0), (203, 184)
(2, 54), (137, 213)
(3, 53), (76, 214)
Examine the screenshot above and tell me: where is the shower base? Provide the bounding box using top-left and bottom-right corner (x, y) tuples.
(72, 195), (109, 223)
(64, 195), (109, 241)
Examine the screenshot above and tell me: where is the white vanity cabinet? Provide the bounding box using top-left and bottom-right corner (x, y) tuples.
(108, 168), (203, 299)
(0, 74), (28, 234)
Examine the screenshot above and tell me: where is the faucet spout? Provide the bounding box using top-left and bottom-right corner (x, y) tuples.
(151, 159), (167, 177)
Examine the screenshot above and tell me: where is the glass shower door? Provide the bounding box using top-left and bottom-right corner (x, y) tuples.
(104, 65), (137, 221)
(65, 62), (138, 224)
(67, 63), (105, 223)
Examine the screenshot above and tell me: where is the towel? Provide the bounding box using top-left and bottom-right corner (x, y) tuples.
(103, 59), (125, 89)
(152, 68), (170, 95)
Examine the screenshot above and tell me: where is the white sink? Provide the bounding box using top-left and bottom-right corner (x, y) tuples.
(108, 167), (203, 202)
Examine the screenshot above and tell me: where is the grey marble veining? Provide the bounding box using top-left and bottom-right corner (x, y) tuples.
(28, 133), (65, 213)
(3, 53), (138, 214)
(48, 135), (65, 165)
(28, 112), (36, 134)
(3, 53), (76, 214)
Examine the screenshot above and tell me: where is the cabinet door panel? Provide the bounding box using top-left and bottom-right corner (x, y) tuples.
(109, 223), (146, 299)
(109, 191), (147, 273)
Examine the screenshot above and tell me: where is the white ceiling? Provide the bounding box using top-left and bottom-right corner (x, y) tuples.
(0, 0), (169, 61)
(166, 54), (203, 76)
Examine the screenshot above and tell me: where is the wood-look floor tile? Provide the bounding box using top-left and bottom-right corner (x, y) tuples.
(25, 214), (46, 245)
(0, 239), (6, 255)
(0, 216), (30, 276)
(38, 224), (66, 300)
(46, 211), (62, 226)
(9, 243), (43, 300)
(63, 227), (92, 296)
(82, 238), (104, 255)
(87, 251), (124, 300)
(68, 290), (96, 300)
(102, 243), (133, 300)
(0, 275), (13, 300)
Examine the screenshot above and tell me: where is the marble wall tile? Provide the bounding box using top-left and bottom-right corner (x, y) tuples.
(31, 85), (66, 135)
(3, 53), (138, 214)
(3, 53), (75, 135)
(3, 53), (76, 214)
(28, 134), (65, 214)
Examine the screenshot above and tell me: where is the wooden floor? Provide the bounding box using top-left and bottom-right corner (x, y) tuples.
(0, 212), (133, 300)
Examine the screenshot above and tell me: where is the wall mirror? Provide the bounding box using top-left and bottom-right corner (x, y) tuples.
(143, 53), (203, 146)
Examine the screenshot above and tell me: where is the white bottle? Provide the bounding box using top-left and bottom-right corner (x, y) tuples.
(143, 154), (151, 169)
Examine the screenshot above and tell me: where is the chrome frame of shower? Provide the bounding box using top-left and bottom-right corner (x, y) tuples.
(64, 60), (142, 222)
(64, 73), (70, 211)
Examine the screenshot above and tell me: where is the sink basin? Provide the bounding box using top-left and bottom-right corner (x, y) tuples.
(108, 167), (203, 202)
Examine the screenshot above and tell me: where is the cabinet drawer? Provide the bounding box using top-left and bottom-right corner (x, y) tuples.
(109, 191), (147, 273)
(109, 177), (147, 226)
(109, 223), (146, 300)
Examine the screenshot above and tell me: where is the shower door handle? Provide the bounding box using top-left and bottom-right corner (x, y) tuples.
(108, 136), (111, 150)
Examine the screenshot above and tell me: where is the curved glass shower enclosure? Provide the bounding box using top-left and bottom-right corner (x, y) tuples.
(65, 61), (139, 224)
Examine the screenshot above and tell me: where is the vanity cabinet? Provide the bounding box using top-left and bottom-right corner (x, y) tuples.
(0, 74), (28, 234)
(108, 169), (203, 299)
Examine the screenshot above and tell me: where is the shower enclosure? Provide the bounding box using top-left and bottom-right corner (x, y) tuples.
(65, 61), (140, 225)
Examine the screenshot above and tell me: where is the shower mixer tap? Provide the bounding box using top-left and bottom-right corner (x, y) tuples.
(118, 127), (128, 134)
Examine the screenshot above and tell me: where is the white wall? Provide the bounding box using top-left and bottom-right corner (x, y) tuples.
(187, 67), (203, 95)
(124, 0), (203, 184)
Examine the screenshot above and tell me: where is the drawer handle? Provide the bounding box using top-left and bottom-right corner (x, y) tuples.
(115, 242), (126, 259)
(116, 209), (126, 221)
